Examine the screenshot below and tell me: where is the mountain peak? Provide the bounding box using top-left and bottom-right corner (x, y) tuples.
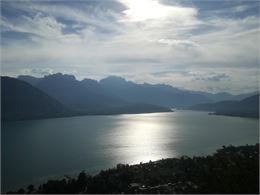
(99, 76), (132, 88)
(100, 76), (126, 83)
(17, 75), (42, 86)
(81, 78), (98, 84)
(43, 73), (76, 81)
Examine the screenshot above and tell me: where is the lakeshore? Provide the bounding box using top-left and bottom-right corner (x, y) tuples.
(7, 144), (259, 194)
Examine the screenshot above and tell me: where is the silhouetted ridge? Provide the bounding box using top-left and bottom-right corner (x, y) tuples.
(2, 74), (171, 120)
(192, 90), (259, 102)
(12, 73), (258, 120)
(1, 77), (70, 121)
(18, 75), (42, 86)
(99, 76), (212, 108)
(100, 76), (135, 89)
(190, 94), (259, 118)
(17, 73), (258, 109)
(34, 73), (127, 111)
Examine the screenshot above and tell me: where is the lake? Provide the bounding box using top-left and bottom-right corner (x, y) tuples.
(1, 110), (259, 192)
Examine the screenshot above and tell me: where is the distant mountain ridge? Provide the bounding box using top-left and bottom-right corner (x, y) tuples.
(99, 76), (213, 108)
(32, 73), (128, 112)
(10, 73), (259, 120)
(2, 76), (171, 121)
(190, 94), (259, 118)
(192, 91), (259, 102)
(18, 74), (258, 107)
(19, 74), (214, 108)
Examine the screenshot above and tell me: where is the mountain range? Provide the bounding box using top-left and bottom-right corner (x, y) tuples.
(1, 75), (171, 121)
(1, 73), (258, 121)
(193, 91), (259, 102)
(18, 74), (257, 106)
(190, 94), (259, 118)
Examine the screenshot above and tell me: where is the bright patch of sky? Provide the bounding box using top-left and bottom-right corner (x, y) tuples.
(1, 0), (259, 94)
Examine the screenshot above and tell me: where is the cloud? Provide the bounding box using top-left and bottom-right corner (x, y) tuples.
(212, 3), (258, 15)
(20, 68), (54, 77)
(157, 39), (200, 50)
(193, 73), (230, 82)
(1, 0), (259, 94)
(129, 68), (258, 94)
(233, 5), (252, 12)
(5, 1), (123, 35)
(118, 0), (198, 23)
(1, 14), (65, 40)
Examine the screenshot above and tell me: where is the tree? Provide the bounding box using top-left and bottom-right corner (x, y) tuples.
(77, 171), (89, 192)
(27, 185), (34, 193)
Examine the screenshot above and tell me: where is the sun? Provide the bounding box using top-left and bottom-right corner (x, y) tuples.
(121, 0), (171, 22)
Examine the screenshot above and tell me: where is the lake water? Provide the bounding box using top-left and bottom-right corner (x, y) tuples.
(1, 111), (259, 192)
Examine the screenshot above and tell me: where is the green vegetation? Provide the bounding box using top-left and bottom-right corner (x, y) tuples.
(7, 144), (259, 194)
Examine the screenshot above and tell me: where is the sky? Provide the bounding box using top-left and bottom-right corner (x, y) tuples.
(1, 0), (260, 94)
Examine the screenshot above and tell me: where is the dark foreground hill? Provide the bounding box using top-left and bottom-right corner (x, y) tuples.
(7, 144), (259, 194)
(1, 77), (70, 121)
(190, 94), (259, 118)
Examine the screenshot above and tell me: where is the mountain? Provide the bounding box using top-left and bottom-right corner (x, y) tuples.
(19, 74), (258, 109)
(30, 73), (127, 112)
(18, 75), (42, 86)
(16, 73), (258, 118)
(192, 91), (259, 102)
(190, 94), (259, 118)
(99, 76), (212, 108)
(15, 74), (171, 118)
(1, 77), (70, 121)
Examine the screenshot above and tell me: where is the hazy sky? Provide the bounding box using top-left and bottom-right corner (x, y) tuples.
(1, 0), (259, 94)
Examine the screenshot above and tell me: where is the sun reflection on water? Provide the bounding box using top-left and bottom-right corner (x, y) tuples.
(107, 113), (179, 165)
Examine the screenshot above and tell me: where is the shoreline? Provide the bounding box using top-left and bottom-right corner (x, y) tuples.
(5, 143), (259, 194)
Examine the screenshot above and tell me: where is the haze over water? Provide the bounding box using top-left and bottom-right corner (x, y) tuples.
(2, 110), (259, 192)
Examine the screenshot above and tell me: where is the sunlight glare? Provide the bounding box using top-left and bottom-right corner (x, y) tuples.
(110, 114), (179, 164)
(121, 0), (172, 21)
